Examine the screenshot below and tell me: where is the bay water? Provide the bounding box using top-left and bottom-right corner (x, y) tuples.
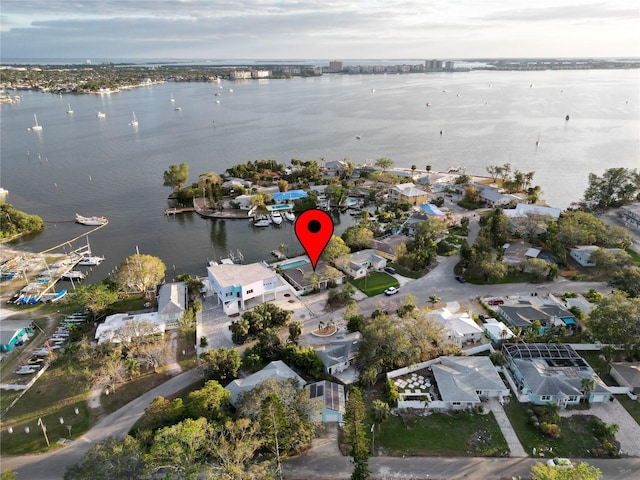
(1, 69), (638, 280)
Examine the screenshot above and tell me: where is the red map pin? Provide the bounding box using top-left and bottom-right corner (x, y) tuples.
(295, 209), (334, 270)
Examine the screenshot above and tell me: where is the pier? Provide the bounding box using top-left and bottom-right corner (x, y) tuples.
(164, 207), (195, 216)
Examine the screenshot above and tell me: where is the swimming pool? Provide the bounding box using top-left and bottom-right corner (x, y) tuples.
(280, 260), (310, 270)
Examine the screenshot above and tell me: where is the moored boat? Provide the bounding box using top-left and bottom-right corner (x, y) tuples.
(77, 256), (105, 266)
(271, 212), (283, 225)
(284, 211), (295, 222)
(254, 215), (270, 227)
(62, 271), (85, 280)
(76, 213), (108, 226)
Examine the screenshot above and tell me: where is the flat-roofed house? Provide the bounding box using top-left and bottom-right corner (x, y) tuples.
(207, 262), (278, 315)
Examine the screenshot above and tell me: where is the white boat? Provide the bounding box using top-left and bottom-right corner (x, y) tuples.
(66, 104), (74, 114)
(170, 93), (175, 102)
(77, 256), (105, 266)
(76, 213), (108, 226)
(271, 212), (283, 225)
(284, 211), (295, 222)
(62, 271), (85, 280)
(31, 114), (42, 131)
(129, 112), (138, 126)
(96, 111), (106, 118)
(174, 106), (182, 111)
(215, 100), (221, 104)
(254, 216), (270, 227)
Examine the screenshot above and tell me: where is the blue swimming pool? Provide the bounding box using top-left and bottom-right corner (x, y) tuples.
(280, 260), (310, 270)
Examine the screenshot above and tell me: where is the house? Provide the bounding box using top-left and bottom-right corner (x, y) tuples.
(0, 319), (34, 352)
(432, 357), (510, 409)
(496, 302), (550, 329)
(324, 160), (349, 177)
(307, 380), (346, 422)
(281, 261), (345, 293)
(272, 189), (308, 204)
(316, 332), (361, 377)
(569, 246), (625, 267)
(503, 343), (612, 407)
(232, 194), (254, 210)
(388, 356), (509, 410)
(483, 318), (515, 343)
(388, 183), (429, 205)
(430, 304), (483, 347)
(157, 282), (187, 328)
(402, 212), (429, 237)
(370, 234), (408, 261)
(221, 177), (253, 190)
(610, 362), (640, 394)
(418, 203), (446, 219)
(503, 203), (562, 220)
(225, 360), (305, 407)
(207, 262), (278, 315)
(339, 249), (387, 279)
(95, 312), (165, 344)
(479, 187), (518, 207)
(618, 203), (640, 230)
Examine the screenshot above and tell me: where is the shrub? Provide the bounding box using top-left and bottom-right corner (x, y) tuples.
(540, 422), (561, 438)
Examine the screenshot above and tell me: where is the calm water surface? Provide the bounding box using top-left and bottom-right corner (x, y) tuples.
(1, 69), (638, 280)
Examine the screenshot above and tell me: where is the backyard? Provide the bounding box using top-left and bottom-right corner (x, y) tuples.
(374, 409), (509, 457)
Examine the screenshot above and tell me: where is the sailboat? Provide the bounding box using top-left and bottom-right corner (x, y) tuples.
(129, 112), (138, 126)
(535, 133), (541, 147)
(66, 103), (74, 114)
(170, 93), (175, 102)
(31, 114), (43, 131)
(96, 111), (106, 118)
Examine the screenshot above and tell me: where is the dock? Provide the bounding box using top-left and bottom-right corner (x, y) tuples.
(164, 207), (195, 216)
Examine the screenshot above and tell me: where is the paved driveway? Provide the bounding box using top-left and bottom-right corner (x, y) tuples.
(559, 397), (640, 457)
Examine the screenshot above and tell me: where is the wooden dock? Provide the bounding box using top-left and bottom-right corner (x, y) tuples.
(164, 207), (195, 216)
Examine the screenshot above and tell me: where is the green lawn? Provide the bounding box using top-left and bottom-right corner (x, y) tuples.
(387, 263), (423, 279)
(578, 350), (618, 386)
(502, 400), (602, 457)
(374, 410), (508, 457)
(350, 272), (399, 297)
(616, 395), (640, 425)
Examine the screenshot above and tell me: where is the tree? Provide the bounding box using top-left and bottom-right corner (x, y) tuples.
(209, 418), (267, 480)
(73, 283), (118, 319)
(529, 460), (602, 480)
(580, 377), (595, 402)
(520, 258), (551, 282)
(588, 291), (640, 357)
(199, 347), (241, 382)
(325, 183), (348, 207)
(321, 235), (351, 266)
(260, 393), (289, 479)
(371, 400), (390, 432)
(116, 254), (166, 296)
(163, 163), (189, 190)
(590, 248), (630, 274)
(147, 417), (212, 480)
(557, 211), (606, 248)
(577, 167), (640, 212)
(611, 266), (640, 298)
(375, 157), (394, 172)
(343, 387), (370, 480)
(124, 358), (140, 380)
(185, 380), (231, 421)
(64, 436), (145, 480)
(342, 226), (374, 251)
(462, 185), (481, 205)
(288, 320), (303, 344)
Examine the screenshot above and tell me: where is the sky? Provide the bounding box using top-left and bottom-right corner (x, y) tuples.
(1, 0), (639, 60)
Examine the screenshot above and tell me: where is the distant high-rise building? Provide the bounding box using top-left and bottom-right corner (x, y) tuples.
(329, 61), (343, 73)
(445, 61), (454, 71)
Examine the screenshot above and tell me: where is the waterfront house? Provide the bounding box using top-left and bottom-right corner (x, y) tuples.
(306, 380), (346, 423)
(225, 360), (305, 407)
(207, 262), (278, 315)
(479, 187), (518, 207)
(272, 189), (309, 204)
(388, 183), (429, 205)
(323, 160), (350, 177)
(0, 319), (34, 352)
(503, 343), (612, 406)
(157, 282), (187, 329)
(339, 249), (387, 279)
(280, 261), (345, 293)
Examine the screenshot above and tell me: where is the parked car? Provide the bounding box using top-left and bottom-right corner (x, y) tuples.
(487, 298), (504, 306)
(455, 275), (466, 283)
(384, 266), (396, 275)
(384, 286), (399, 296)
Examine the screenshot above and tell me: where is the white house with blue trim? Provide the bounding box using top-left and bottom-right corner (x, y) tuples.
(207, 262), (278, 315)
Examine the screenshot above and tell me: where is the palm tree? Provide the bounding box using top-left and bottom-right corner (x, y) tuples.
(580, 377), (595, 403)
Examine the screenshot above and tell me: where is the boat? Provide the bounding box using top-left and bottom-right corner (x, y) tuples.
(284, 211), (295, 222)
(426, 102), (432, 106)
(215, 100), (221, 104)
(31, 114), (42, 131)
(271, 212), (283, 225)
(174, 106), (182, 111)
(565, 114), (570, 121)
(50, 289), (67, 302)
(254, 216), (270, 227)
(170, 93), (175, 102)
(77, 256), (105, 266)
(536, 133), (541, 147)
(96, 111), (106, 118)
(66, 103), (74, 114)
(62, 271), (85, 280)
(129, 112), (138, 126)
(76, 213), (108, 226)
(355, 135), (361, 140)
